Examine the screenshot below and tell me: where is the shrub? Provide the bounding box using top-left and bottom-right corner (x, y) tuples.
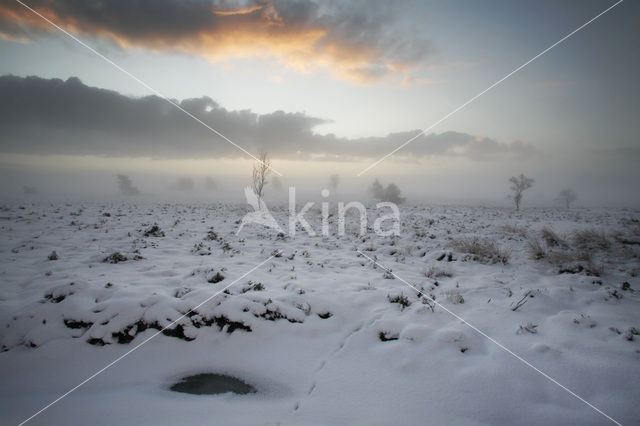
(424, 264), (453, 278)
(369, 179), (406, 204)
(103, 252), (127, 264)
(207, 271), (225, 283)
(144, 224), (164, 237)
(387, 293), (411, 309)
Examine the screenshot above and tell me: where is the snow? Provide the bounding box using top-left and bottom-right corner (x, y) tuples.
(0, 202), (639, 425)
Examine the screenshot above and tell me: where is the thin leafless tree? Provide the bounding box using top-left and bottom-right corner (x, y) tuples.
(329, 174), (340, 190)
(556, 188), (577, 208)
(508, 174), (534, 210)
(204, 176), (217, 191)
(252, 152), (271, 208)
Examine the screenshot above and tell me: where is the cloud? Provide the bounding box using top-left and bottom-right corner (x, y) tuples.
(0, 0), (433, 83)
(0, 75), (539, 161)
(401, 75), (444, 86)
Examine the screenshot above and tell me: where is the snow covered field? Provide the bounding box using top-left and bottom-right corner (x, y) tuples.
(1, 202), (639, 425)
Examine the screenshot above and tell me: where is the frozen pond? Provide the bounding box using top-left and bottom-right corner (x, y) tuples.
(170, 373), (257, 395)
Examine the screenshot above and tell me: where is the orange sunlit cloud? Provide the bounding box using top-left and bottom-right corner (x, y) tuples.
(0, 0), (430, 84)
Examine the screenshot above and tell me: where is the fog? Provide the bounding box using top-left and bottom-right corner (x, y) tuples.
(1, 74), (637, 208)
(1, 156), (637, 209)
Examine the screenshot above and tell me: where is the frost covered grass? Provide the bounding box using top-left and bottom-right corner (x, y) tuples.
(0, 202), (639, 424)
(500, 223), (529, 237)
(540, 227), (565, 247)
(572, 228), (611, 250)
(526, 226), (627, 277)
(448, 236), (510, 264)
(424, 264), (453, 279)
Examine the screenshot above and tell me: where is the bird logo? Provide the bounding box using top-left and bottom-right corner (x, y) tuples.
(236, 186), (283, 235)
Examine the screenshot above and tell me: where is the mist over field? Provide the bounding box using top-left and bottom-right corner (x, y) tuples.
(1, 152), (638, 208)
(0, 72), (638, 208)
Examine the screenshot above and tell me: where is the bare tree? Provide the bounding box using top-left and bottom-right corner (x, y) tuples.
(384, 183), (405, 204)
(171, 177), (195, 191)
(329, 174), (340, 190)
(117, 174), (140, 196)
(508, 174), (533, 210)
(370, 178), (385, 199)
(556, 188), (577, 208)
(252, 152), (271, 208)
(204, 176), (217, 191)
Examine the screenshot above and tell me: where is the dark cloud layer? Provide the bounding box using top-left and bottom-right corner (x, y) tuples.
(0, 75), (538, 161)
(0, 0), (432, 82)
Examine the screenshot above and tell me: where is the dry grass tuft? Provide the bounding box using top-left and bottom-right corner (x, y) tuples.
(527, 238), (546, 260)
(448, 237), (509, 264)
(424, 264), (453, 279)
(501, 224), (528, 237)
(572, 229), (610, 250)
(530, 227), (607, 276)
(540, 227), (565, 247)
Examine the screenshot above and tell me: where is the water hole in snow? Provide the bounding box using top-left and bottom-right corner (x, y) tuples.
(170, 373), (257, 395)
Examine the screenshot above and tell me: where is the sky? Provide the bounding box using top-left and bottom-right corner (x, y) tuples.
(0, 0), (638, 206)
